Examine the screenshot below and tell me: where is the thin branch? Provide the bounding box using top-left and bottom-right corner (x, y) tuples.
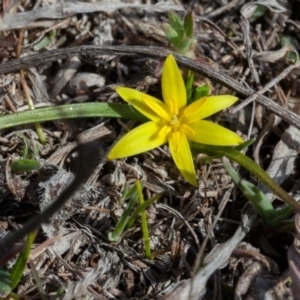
(231, 61), (300, 113)
(1, 45), (300, 130)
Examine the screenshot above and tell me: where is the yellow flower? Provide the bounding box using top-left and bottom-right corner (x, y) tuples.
(108, 54), (243, 186)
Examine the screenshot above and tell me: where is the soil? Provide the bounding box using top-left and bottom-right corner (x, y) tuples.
(0, 1), (300, 299)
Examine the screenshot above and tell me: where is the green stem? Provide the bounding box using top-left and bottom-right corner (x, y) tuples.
(126, 193), (163, 229)
(108, 188), (139, 243)
(267, 205), (294, 228)
(222, 157), (277, 223)
(11, 230), (37, 289)
(34, 29), (56, 51)
(136, 180), (151, 259)
(191, 143), (300, 214)
(274, 220), (295, 232)
(35, 123), (47, 145)
(223, 157), (294, 229)
(20, 69), (46, 144)
(8, 292), (20, 300)
(0, 103), (146, 131)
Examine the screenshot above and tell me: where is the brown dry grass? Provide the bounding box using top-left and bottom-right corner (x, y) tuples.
(1, 0), (300, 299)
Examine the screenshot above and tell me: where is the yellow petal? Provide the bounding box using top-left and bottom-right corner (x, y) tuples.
(108, 122), (167, 159)
(116, 87), (164, 123)
(183, 95), (239, 124)
(162, 54), (187, 112)
(142, 96), (171, 122)
(180, 124), (195, 138)
(181, 97), (206, 124)
(189, 120), (243, 145)
(158, 125), (171, 138)
(168, 132), (197, 186)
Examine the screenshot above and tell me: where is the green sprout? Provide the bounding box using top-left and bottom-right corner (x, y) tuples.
(222, 157), (294, 230)
(162, 11), (196, 58)
(108, 180), (162, 258)
(0, 231), (37, 300)
(10, 134), (42, 173)
(108, 182), (141, 243)
(34, 29), (57, 51)
(248, 5), (268, 23)
(280, 35), (299, 64)
(136, 180), (151, 258)
(185, 70), (210, 104)
(191, 142), (300, 215)
(20, 70), (47, 145)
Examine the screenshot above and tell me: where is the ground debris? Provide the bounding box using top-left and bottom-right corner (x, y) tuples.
(1, 0), (300, 299)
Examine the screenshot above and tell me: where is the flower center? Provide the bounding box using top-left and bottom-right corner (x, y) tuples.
(170, 113), (195, 139)
(158, 112), (195, 139)
(169, 114), (181, 132)
(170, 115), (179, 126)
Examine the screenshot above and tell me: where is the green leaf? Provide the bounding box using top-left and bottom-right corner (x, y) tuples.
(280, 35), (299, 64)
(121, 181), (145, 203)
(162, 11), (195, 55)
(183, 11), (194, 39)
(136, 180), (151, 259)
(167, 36), (192, 54)
(191, 142), (300, 215)
(11, 159), (42, 173)
(280, 35), (298, 49)
(223, 157), (294, 229)
(121, 183), (130, 203)
(222, 157), (277, 224)
(249, 5), (268, 22)
(10, 133), (42, 173)
(17, 133), (29, 159)
(186, 71), (194, 103)
(192, 84), (210, 102)
(0, 103), (147, 131)
(161, 23), (179, 42)
(34, 29), (56, 51)
(55, 286), (65, 298)
(267, 205), (294, 229)
(168, 11), (184, 38)
(126, 192), (162, 229)
(178, 39), (194, 54)
(11, 231), (37, 290)
(0, 269), (12, 298)
(235, 138), (256, 151)
(108, 182), (141, 242)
